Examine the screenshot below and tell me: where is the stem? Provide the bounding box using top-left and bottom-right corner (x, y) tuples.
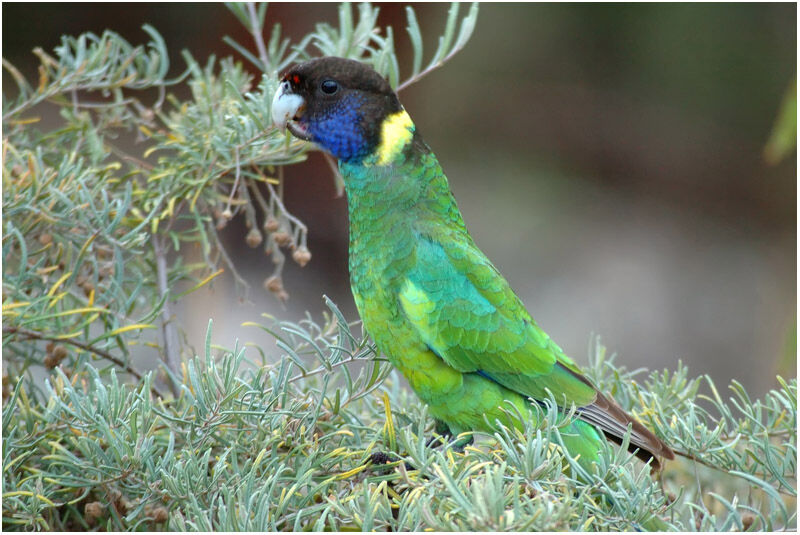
(152, 234), (180, 388)
(673, 448), (796, 497)
(265, 180), (307, 236)
(207, 220), (250, 294)
(397, 22), (472, 93)
(246, 2), (271, 74)
(3, 326), (167, 399)
(224, 147), (242, 215)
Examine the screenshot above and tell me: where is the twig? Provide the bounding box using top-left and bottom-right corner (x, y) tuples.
(3, 325), (167, 399)
(152, 234), (180, 389)
(397, 42), (463, 92)
(224, 147), (243, 215)
(247, 166), (272, 214)
(265, 180), (307, 236)
(272, 348), (380, 393)
(396, 4), (474, 95)
(106, 143), (154, 171)
(206, 219), (250, 295)
(673, 448), (796, 497)
(246, 2), (271, 74)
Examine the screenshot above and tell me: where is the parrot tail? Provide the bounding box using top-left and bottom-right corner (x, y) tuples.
(577, 391), (675, 470)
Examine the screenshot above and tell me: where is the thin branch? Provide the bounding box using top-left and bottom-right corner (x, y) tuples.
(223, 147), (242, 215)
(3, 325), (167, 399)
(246, 2), (271, 73)
(671, 448), (797, 497)
(206, 219), (250, 294)
(265, 179), (307, 236)
(106, 143), (154, 171)
(397, 38), (470, 93)
(152, 234), (180, 388)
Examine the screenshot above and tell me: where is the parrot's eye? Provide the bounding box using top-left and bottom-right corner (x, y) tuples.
(320, 79), (339, 95)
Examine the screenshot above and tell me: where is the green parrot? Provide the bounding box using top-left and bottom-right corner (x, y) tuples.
(271, 57), (674, 472)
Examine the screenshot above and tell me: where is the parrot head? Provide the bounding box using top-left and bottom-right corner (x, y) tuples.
(271, 57), (406, 163)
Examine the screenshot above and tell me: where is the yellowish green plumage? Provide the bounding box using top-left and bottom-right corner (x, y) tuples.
(340, 114), (605, 467)
(271, 57), (674, 474)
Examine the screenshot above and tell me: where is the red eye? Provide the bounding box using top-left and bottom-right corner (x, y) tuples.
(292, 75), (300, 85)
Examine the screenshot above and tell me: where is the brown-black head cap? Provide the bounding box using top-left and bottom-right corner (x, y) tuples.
(272, 57), (403, 162)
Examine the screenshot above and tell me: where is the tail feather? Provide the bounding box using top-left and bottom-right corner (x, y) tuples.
(578, 391), (675, 470)
(557, 363), (675, 469)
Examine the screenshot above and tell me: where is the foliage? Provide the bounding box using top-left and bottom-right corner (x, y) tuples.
(1, 2), (478, 383)
(2, 302), (796, 530)
(2, 2), (796, 532)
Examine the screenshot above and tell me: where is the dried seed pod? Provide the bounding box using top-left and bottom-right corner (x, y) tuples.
(245, 228), (263, 248)
(742, 515), (755, 530)
(264, 275), (283, 294)
(150, 506), (168, 523)
(38, 233), (53, 245)
(292, 246), (311, 267)
(44, 345), (68, 369)
(264, 217), (280, 232)
(272, 230), (291, 247)
(44, 354), (57, 369)
(52, 345), (68, 361)
(2, 370), (11, 402)
(140, 107), (155, 123)
(264, 275), (289, 301)
(121, 499), (133, 514)
(82, 281), (95, 297)
(221, 208), (233, 220)
(99, 263), (115, 278)
(84, 501), (104, 523)
(108, 488), (122, 505)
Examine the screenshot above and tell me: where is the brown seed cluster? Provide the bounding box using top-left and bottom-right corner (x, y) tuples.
(144, 503), (169, 523)
(84, 501), (104, 524)
(245, 228), (263, 248)
(44, 343), (68, 369)
(264, 275), (289, 302)
(292, 246), (311, 267)
(264, 217), (280, 232)
(2, 370), (11, 402)
(272, 230), (291, 246)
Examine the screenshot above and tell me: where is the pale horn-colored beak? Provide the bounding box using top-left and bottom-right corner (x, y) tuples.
(271, 80), (311, 141)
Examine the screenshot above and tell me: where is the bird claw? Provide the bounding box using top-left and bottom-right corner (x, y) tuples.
(424, 423), (474, 452)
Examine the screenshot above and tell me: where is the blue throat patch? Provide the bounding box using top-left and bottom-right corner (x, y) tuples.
(307, 93), (370, 163)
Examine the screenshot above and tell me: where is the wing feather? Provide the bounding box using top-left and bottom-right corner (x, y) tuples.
(399, 229), (674, 464)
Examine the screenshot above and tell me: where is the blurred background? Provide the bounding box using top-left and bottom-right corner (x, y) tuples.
(4, 3), (796, 398)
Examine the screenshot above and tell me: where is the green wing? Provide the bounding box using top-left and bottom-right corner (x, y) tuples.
(398, 229), (597, 407)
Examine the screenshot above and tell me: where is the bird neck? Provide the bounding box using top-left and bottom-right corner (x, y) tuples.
(338, 129), (466, 232)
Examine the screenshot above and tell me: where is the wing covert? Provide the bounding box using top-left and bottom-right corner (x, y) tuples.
(398, 230), (594, 410)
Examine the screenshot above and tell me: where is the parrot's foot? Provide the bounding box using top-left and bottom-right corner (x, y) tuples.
(368, 451), (398, 465)
(367, 451), (415, 472)
(448, 433), (474, 452)
(425, 420), (474, 452)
